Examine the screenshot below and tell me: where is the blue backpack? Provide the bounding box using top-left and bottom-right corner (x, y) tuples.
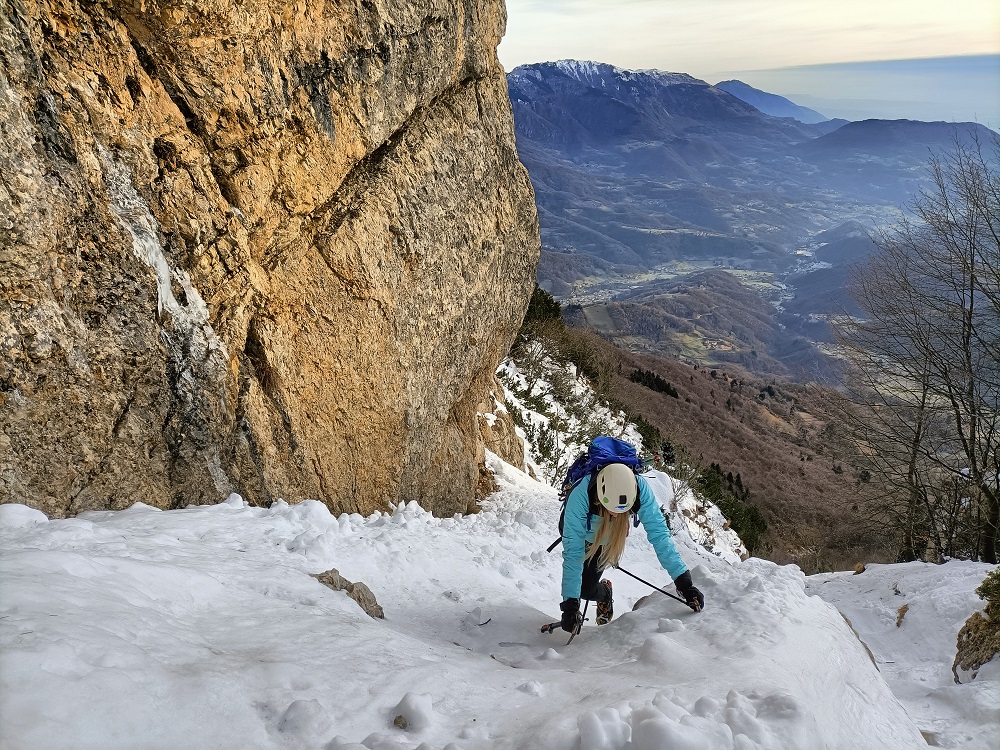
(547, 436), (648, 552)
(559, 436), (645, 500)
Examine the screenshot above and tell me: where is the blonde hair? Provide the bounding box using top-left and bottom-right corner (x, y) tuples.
(585, 507), (630, 569)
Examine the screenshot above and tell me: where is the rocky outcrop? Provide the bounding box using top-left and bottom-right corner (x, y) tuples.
(953, 569), (1000, 683)
(0, 0), (539, 517)
(312, 568), (384, 620)
(476, 379), (525, 471)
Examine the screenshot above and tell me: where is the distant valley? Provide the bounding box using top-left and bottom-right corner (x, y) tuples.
(508, 60), (995, 381)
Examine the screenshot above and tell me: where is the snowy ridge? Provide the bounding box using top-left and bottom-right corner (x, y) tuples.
(497, 354), (642, 484)
(507, 60), (706, 90)
(551, 59), (706, 87)
(1, 353), (995, 747)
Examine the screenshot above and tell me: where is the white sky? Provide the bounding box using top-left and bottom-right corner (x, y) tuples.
(499, 0), (1000, 79)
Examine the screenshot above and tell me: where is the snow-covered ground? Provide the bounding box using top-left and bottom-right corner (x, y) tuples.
(4, 454), (995, 749)
(808, 563), (999, 749)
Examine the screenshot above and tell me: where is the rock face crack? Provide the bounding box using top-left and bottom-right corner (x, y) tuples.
(315, 74), (480, 246)
(123, 23), (200, 138)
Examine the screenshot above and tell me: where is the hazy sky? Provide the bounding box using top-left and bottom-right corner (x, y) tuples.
(499, 0), (1000, 76)
(498, 0), (1000, 123)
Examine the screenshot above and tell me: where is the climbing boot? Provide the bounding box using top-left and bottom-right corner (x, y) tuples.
(595, 580), (614, 625)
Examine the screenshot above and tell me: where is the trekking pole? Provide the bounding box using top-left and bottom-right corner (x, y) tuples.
(612, 564), (697, 610)
(567, 599), (588, 644)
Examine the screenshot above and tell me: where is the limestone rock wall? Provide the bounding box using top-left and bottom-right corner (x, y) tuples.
(0, 0), (539, 517)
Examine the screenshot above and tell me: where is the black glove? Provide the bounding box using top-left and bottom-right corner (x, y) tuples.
(674, 571), (704, 612)
(560, 598), (582, 632)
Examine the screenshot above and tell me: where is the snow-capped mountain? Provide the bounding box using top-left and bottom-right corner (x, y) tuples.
(551, 59), (706, 89)
(508, 60), (809, 147)
(506, 59), (997, 372)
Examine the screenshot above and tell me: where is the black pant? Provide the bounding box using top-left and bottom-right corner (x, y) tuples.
(581, 546), (612, 603)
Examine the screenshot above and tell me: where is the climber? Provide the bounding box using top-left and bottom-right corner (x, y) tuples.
(558, 462), (704, 633)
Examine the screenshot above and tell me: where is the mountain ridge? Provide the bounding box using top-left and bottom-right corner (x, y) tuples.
(716, 79), (829, 123)
(509, 59), (998, 379)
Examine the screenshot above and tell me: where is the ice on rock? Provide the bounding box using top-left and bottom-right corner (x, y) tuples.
(391, 692), (435, 732)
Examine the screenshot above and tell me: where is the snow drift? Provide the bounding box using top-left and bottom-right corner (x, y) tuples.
(0, 454), (961, 749)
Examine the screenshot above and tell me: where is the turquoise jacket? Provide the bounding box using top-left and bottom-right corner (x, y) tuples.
(561, 474), (687, 600)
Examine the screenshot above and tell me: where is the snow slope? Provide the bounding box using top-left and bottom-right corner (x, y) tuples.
(808, 563), (999, 749)
(0, 457), (944, 750)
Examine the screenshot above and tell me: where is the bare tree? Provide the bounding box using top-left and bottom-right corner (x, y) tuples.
(835, 136), (1000, 563)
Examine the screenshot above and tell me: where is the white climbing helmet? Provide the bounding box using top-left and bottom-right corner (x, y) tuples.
(595, 463), (638, 514)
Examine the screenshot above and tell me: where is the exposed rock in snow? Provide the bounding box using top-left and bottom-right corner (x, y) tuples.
(313, 568), (385, 620)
